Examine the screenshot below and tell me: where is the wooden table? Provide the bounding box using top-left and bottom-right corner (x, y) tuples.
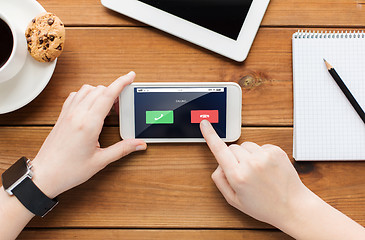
(1, 0), (365, 239)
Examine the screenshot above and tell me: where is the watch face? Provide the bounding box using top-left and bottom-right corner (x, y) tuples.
(1, 157), (29, 190)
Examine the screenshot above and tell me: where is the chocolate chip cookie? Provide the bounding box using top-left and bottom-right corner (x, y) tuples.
(25, 12), (65, 62)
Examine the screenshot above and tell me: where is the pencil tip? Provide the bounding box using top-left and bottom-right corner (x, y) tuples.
(323, 59), (332, 70)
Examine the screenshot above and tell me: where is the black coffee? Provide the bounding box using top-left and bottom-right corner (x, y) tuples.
(0, 18), (14, 68)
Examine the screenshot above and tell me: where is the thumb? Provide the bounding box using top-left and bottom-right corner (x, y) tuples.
(99, 139), (147, 165)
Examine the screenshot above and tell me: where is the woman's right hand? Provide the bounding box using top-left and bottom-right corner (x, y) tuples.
(199, 120), (310, 227)
(200, 119), (365, 240)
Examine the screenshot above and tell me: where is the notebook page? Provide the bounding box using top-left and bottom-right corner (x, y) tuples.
(293, 31), (365, 160)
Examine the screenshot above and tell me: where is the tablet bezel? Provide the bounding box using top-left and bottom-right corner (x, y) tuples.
(119, 82), (242, 143)
(101, 0), (270, 62)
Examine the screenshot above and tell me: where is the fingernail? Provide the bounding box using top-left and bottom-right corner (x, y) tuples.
(127, 71), (135, 76)
(136, 144), (146, 151)
(201, 119), (210, 127)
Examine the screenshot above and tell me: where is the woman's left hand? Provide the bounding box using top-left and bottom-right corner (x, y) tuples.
(31, 72), (147, 199)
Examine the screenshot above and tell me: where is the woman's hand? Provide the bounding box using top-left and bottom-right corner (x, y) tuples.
(31, 72), (147, 199)
(200, 119), (308, 226)
(200, 120), (365, 240)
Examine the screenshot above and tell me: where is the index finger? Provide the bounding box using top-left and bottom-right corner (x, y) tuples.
(200, 120), (238, 172)
(90, 71), (135, 117)
(106, 71), (136, 99)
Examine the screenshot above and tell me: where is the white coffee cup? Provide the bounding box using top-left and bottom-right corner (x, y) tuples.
(0, 12), (27, 83)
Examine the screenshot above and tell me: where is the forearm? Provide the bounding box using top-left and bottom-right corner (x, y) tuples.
(277, 188), (365, 240)
(0, 186), (34, 240)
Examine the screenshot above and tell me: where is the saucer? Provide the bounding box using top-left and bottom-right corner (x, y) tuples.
(0, 0), (57, 114)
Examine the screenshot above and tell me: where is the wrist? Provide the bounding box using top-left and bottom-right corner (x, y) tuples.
(274, 185), (323, 238)
(0, 186), (35, 218)
(30, 158), (59, 199)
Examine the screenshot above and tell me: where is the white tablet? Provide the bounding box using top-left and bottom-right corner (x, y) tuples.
(101, 0), (270, 62)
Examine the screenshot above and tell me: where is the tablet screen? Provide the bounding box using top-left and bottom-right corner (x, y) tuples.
(137, 0), (253, 40)
(134, 87), (227, 138)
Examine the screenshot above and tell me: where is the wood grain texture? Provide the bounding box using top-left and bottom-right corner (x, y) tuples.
(0, 27), (293, 126)
(37, 0), (365, 27)
(18, 229), (294, 240)
(0, 127), (364, 228)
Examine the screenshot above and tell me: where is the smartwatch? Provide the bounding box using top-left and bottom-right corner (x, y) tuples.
(1, 157), (58, 217)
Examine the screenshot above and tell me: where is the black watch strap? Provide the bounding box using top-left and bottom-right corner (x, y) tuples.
(12, 177), (58, 217)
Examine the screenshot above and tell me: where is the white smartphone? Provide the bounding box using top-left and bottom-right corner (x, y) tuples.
(119, 82), (242, 143)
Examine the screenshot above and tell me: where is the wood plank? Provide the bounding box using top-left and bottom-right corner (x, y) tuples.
(0, 27), (294, 126)
(0, 127), (364, 228)
(38, 0), (139, 27)
(37, 0), (365, 27)
(264, 0), (365, 27)
(18, 229), (293, 240)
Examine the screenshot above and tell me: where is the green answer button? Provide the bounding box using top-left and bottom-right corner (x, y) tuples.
(146, 111), (174, 124)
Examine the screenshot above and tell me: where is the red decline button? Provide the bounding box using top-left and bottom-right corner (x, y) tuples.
(191, 110), (219, 123)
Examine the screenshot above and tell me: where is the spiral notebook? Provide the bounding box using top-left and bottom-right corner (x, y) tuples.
(292, 30), (365, 161)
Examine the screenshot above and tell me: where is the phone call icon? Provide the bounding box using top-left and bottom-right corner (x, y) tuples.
(146, 111), (174, 124)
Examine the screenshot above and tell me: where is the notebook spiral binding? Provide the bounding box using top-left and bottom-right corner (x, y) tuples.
(293, 30), (365, 39)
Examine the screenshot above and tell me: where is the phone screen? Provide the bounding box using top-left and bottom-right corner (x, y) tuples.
(134, 87), (227, 138)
